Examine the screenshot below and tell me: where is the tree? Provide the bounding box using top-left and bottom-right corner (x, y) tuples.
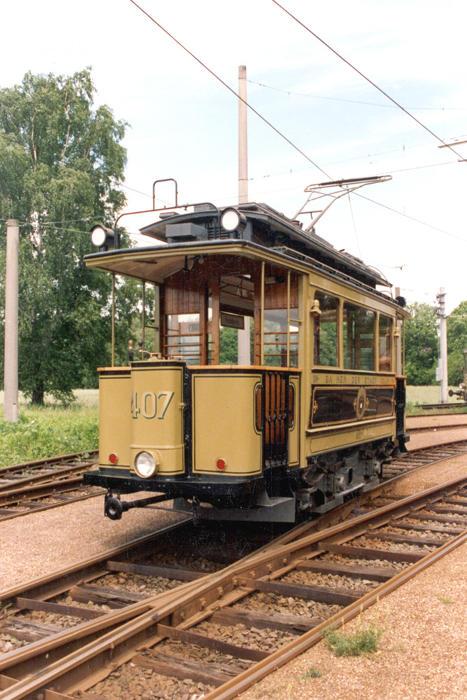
(0, 69), (134, 404)
(404, 303), (438, 385)
(447, 301), (467, 385)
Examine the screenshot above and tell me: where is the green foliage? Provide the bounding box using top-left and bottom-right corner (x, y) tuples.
(0, 69), (136, 403)
(317, 322), (337, 366)
(405, 303), (438, 385)
(437, 595), (454, 605)
(447, 301), (467, 385)
(301, 667), (322, 679)
(220, 326), (238, 364)
(0, 405), (97, 467)
(324, 626), (382, 657)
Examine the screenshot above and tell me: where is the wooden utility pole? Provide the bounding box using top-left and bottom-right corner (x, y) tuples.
(3, 219), (19, 421)
(238, 65), (248, 204)
(436, 288), (448, 403)
(237, 65), (251, 364)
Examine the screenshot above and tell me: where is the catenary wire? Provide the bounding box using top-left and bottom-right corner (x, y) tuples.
(127, 0), (330, 179)
(248, 79), (467, 112)
(126, 0), (466, 245)
(270, 0), (466, 160)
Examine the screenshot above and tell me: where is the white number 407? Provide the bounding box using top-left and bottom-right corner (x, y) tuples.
(131, 391), (174, 420)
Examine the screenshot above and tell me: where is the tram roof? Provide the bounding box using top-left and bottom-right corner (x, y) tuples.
(137, 202), (389, 288)
(85, 237), (404, 312)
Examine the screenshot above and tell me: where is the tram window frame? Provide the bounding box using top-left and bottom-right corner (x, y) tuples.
(378, 314), (393, 372)
(313, 290), (339, 367)
(262, 269), (299, 368)
(343, 301), (376, 371)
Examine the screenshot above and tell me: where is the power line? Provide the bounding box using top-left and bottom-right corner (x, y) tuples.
(355, 193), (467, 243)
(248, 79), (467, 112)
(247, 157), (457, 184)
(271, 0), (466, 160)
(127, 0), (330, 179)
(126, 0), (466, 245)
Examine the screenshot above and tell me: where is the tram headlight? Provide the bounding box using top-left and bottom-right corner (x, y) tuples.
(220, 207), (247, 233)
(134, 451), (157, 478)
(90, 224), (116, 250)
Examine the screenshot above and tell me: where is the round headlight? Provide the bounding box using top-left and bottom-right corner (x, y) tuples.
(221, 208), (243, 232)
(135, 451), (156, 478)
(91, 225), (107, 247)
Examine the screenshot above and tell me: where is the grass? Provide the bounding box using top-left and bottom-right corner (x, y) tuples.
(301, 667), (322, 679)
(0, 383), (463, 467)
(406, 385), (467, 416)
(0, 392), (98, 467)
(324, 626), (382, 657)
(437, 595), (454, 605)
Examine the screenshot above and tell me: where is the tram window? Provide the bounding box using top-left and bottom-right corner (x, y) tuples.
(343, 302), (376, 371)
(379, 315), (393, 371)
(219, 274), (254, 365)
(313, 291), (338, 366)
(263, 271), (298, 367)
(166, 313), (201, 365)
(264, 309), (288, 366)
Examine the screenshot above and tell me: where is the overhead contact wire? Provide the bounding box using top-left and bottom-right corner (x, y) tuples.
(271, 0), (465, 160)
(127, 0), (331, 179)
(126, 0), (466, 244)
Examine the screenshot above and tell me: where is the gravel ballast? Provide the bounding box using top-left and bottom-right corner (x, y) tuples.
(242, 542), (466, 700)
(0, 495), (185, 590)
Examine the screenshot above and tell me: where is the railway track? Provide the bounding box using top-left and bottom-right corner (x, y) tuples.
(383, 439), (467, 480)
(0, 452), (99, 522)
(0, 475), (465, 699)
(0, 437), (466, 527)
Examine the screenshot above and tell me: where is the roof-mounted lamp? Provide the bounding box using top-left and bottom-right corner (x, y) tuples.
(90, 224), (116, 251)
(220, 207), (247, 234)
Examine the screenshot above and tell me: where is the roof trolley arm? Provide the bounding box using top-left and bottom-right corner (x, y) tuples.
(295, 175), (392, 232)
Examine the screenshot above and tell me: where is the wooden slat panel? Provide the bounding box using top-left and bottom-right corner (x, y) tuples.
(15, 597), (103, 620)
(1, 618), (61, 642)
(133, 653), (228, 687)
(69, 584), (146, 608)
(321, 543), (425, 563)
(409, 512), (467, 525)
(295, 559), (397, 581)
(106, 560), (204, 581)
(427, 504), (467, 516)
(389, 519), (463, 535)
(157, 624), (268, 661)
(240, 578), (361, 606)
(211, 606), (322, 633)
(443, 497), (467, 506)
(369, 532), (442, 547)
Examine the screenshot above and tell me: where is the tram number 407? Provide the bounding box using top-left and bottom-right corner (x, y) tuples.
(131, 391), (174, 420)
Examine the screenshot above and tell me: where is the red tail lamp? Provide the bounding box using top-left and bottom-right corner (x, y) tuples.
(216, 458), (226, 471)
(109, 453), (119, 465)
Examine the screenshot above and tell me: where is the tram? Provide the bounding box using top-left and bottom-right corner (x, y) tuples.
(83, 196), (409, 522)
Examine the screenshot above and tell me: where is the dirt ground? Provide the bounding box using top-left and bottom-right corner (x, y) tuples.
(408, 425), (467, 451)
(242, 541), (466, 700)
(0, 495), (185, 591)
(0, 430), (465, 699)
(406, 414), (467, 430)
(242, 455), (467, 700)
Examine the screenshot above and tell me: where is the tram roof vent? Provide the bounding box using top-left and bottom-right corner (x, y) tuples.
(165, 222), (209, 244)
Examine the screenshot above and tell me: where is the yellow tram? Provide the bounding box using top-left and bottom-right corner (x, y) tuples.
(84, 201), (409, 522)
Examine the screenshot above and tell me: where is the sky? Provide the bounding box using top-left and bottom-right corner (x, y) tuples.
(1, 0), (467, 312)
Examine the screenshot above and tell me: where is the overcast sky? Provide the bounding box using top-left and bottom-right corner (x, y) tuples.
(2, 0), (467, 311)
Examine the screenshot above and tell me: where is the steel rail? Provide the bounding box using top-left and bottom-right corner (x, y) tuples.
(0, 452), (97, 477)
(0, 463), (93, 493)
(0, 452), (98, 522)
(207, 531), (466, 700)
(0, 475), (464, 700)
(0, 436), (464, 525)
